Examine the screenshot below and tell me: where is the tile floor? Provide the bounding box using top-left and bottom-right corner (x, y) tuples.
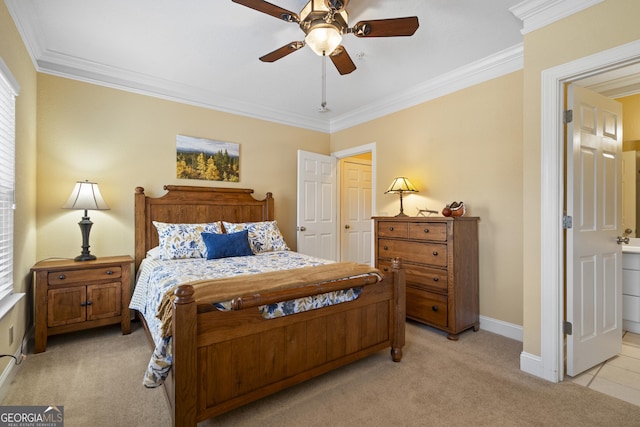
(571, 331), (640, 407)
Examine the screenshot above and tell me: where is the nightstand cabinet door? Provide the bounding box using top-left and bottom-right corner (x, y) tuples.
(48, 286), (86, 327)
(374, 217), (479, 340)
(31, 255), (133, 353)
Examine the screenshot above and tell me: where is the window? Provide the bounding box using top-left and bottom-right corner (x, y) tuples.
(0, 57), (20, 315)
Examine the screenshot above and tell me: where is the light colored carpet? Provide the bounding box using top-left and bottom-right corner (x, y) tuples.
(3, 321), (640, 427)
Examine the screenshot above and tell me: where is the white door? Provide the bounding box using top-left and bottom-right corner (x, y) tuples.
(297, 150), (337, 260)
(340, 159), (372, 264)
(566, 84), (623, 377)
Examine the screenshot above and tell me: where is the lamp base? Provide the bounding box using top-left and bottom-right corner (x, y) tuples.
(75, 253), (97, 262)
(394, 212), (409, 217)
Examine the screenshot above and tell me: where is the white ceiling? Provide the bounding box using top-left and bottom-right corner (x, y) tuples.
(6, 0), (526, 132)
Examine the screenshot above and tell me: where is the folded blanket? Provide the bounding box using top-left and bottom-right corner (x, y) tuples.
(157, 262), (380, 337)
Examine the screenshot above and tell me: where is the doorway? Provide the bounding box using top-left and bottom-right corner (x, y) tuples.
(533, 40), (640, 383)
(333, 143), (377, 265)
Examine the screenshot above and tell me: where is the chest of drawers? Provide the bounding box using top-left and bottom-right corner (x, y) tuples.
(31, 255), (133, 352)
(373, 217), (479, 340)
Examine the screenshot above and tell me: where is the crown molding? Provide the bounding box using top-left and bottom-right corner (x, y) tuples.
(329, 43), (524, 133)
(509, 0), (604, 34)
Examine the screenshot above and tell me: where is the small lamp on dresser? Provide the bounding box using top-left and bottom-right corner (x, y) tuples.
(62, 180), (110, 261)
(385, 177), (418, 217)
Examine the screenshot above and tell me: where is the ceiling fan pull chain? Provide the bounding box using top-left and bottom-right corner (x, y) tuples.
(319, 54), (329, 112)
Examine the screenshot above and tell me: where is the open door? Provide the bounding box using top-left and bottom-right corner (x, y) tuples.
(296, 150), (337, 260)
(566, 84), (623, 376)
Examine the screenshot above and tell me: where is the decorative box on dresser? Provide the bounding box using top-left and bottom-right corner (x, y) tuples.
(373, 216), (479, 340)
(31, 255), (134, 353)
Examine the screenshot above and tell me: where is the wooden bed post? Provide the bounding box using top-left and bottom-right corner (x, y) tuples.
(172, 285), (198, 427)
(390, 257), (405, 362)
(134, 187), (147, 272)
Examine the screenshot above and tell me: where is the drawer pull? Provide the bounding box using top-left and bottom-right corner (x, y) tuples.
(106, 270), (114, 275)
(432, 251), (438, 256)
(433, 277), (439, 282)
(58, 274), (66, 280)
(383, 246), (388, 250)
(431, 305), (439, 312)
(388, 226), (394, 231)
(424, 228), (429, 233)
(80, 301), (93, 307)
(383, 267), (388, 272)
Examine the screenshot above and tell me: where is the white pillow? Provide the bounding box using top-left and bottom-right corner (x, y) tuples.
(146, 246), (161, 259)
(222, 220), (289, 254)
(153, 221), (223, 259)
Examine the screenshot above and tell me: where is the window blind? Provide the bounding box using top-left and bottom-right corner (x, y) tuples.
(0, 59), (18, 305)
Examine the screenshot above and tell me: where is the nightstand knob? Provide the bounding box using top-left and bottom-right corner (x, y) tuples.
(424, 228), (429, 233)
(388, 227), (394, 231)
(383, 246), (388, 251)
(58, 274), (66, 280)
(106, 270), (114, 275)
(431, 305), (439, 312)
(80, 301), (93, 307)
(432, 251), (438, 256)
(382, 267), (388, 272)
(433, 277), (439, 282)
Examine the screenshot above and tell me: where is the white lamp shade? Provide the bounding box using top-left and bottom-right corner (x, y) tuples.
(62, 181), (110, 211)
(305, 24), (342, 56)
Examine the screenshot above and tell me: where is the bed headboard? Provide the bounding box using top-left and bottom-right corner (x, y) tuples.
(134, 185), (274, 270)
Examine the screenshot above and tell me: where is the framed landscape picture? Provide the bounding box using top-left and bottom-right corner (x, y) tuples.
(176, 135), (240, 182)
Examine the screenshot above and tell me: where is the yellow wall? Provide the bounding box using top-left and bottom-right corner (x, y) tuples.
(36, 75), (330, 261)
(620, 93), (640, 143)
(331, 72), (524, 325)
(521, 0), (640, 355)
(0, 2), (37, 376)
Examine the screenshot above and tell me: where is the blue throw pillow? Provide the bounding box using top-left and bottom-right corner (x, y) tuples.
(201, 230), (253, 260)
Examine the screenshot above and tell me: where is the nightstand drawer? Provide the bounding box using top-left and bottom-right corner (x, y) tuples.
(378, 259), (447, 292)
(408, 222), (447, 241)
(407, 286), (448, 327)
(378, 238), (447, 267)
(48, 266), (122, 285)
(377, 222), (408, 238)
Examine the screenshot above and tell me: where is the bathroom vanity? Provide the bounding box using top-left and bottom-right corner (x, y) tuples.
(622, 239), (640, 334)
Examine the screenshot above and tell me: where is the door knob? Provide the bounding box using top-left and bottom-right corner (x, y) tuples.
(616, 236), (630, 244)
(297, 226), (306, 232)
(344, 225), (350, 229)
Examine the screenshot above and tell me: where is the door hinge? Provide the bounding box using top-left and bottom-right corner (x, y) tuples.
(562, 215), (573, 229)
(563, 321), (573, 335)
(563, 109), (573, 124)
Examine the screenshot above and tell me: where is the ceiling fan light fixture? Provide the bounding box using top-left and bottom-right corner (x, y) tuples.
(305, 23), (342, 56)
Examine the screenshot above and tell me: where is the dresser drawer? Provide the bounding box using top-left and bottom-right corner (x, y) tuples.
(377, 222), (408, 238)
(408, 222), (447, 241)
(378, 239), (447, 267)
(48, 266), (122, 285)
(624, 295), (640, 322)
(407, 286), (448, 327)
(378, 259), (447, 292)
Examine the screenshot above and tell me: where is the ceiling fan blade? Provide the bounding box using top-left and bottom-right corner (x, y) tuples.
(330, 46), (356, 75)
(232, 0), (300, 23)
(351, 17), (419, 37)
(259, 42), (305, 62)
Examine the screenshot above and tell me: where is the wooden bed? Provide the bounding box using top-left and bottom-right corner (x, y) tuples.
(134, 185), (406, 427)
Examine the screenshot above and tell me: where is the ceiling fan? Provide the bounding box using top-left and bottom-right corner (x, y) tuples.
(231, 0), (420, 75)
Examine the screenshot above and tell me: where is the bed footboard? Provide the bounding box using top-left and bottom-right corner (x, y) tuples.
(169, 258), (405, 427)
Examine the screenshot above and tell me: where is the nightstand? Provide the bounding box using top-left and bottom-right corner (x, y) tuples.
(31, 255), (133, 353)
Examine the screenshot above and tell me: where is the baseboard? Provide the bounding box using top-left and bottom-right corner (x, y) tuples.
(519, 351), (545, 379)
(479, 315), (523, 342)
(0, 328), (31, 403)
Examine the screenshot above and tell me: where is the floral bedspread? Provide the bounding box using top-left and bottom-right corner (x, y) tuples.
(130, 251), (367, 387)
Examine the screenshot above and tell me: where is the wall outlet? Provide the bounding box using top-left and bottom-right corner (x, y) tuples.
(9, 325), (13, 345)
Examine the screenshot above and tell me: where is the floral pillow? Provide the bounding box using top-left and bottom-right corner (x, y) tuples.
(153, 221), (222, 260)
(222, 220), (289, 254)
